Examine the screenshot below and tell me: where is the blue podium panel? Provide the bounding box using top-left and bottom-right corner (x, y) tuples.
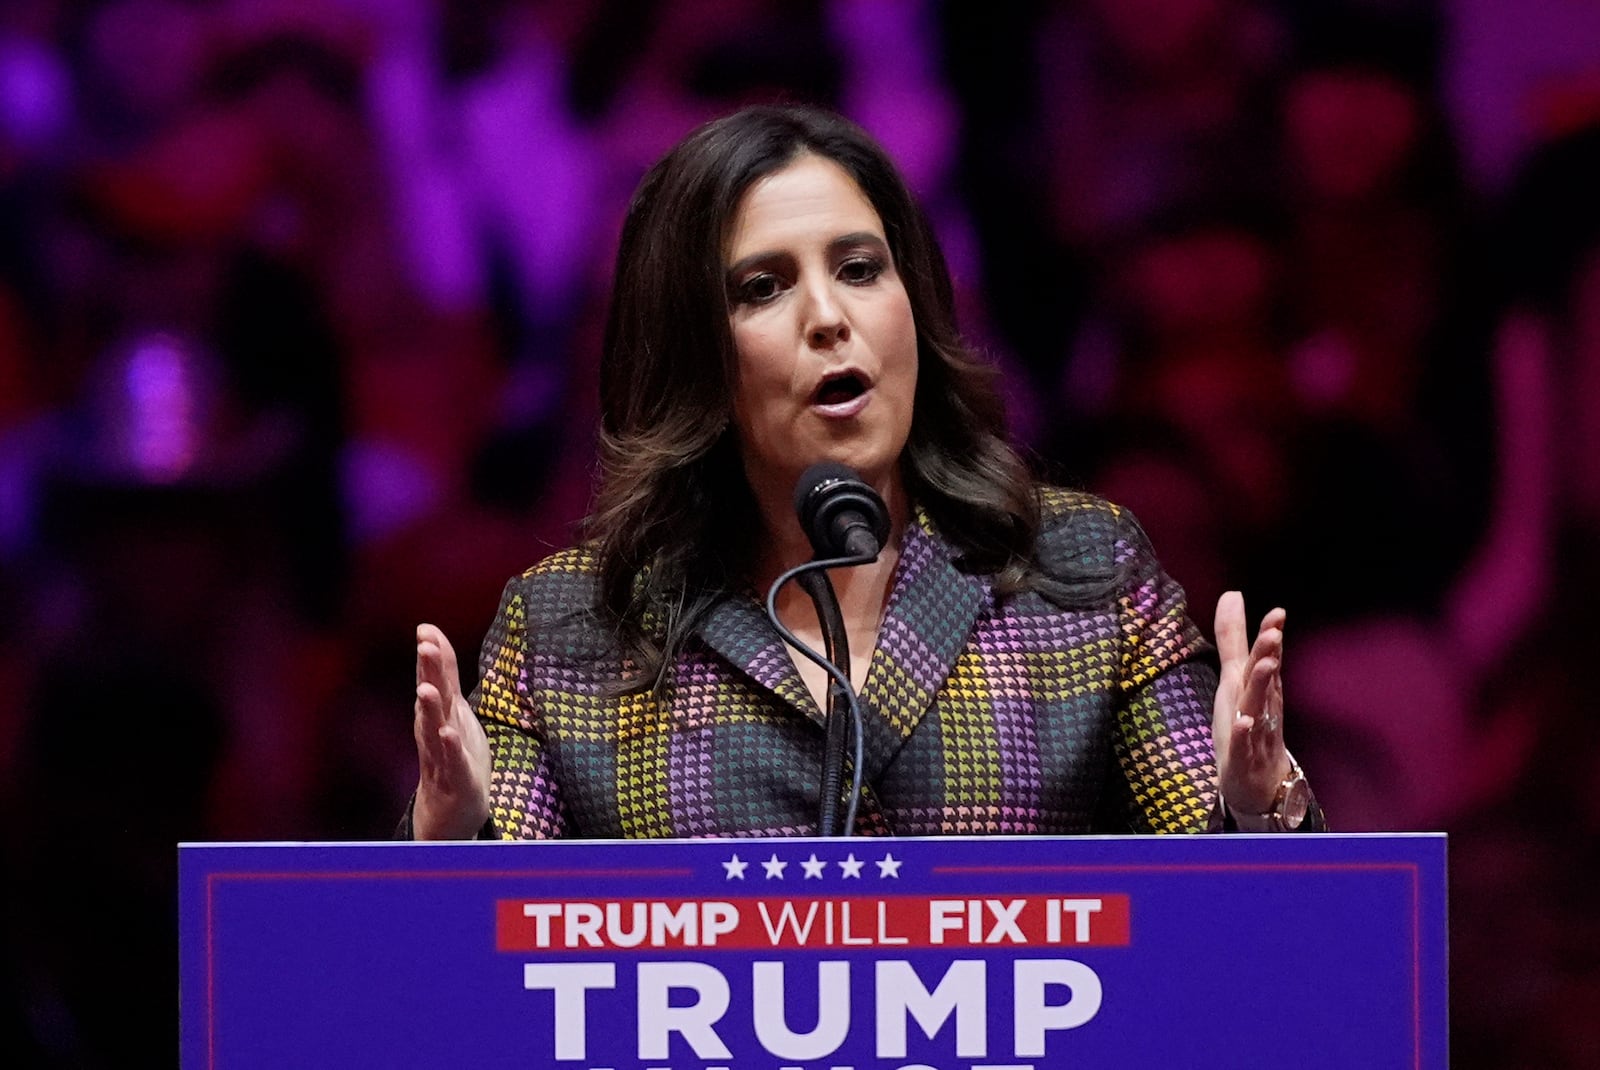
(179, 834), (1445, 1070)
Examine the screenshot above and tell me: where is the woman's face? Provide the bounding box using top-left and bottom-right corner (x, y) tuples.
(723, 153), (918, 512)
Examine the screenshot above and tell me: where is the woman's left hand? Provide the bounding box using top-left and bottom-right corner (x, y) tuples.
(1212, 591), (1292, 829)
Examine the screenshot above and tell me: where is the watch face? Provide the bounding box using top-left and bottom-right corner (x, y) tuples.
(1282, 777), (1312, 829)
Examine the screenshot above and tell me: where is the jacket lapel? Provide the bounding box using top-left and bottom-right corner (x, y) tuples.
(693, 511), (990, 784)
(857, 512), (990, 783)
(695, 592), (823, 725)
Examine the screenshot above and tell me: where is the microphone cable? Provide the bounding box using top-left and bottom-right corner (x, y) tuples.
(764, 554), (870, 836)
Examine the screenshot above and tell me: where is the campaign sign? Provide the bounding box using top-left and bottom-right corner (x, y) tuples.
(179, 833), (1445, 1069)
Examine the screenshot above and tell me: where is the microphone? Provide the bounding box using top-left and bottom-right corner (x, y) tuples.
(771, 462), (884, 837)
(793, 461), (890, 561)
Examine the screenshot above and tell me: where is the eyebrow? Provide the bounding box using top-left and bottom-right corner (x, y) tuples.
(725, 231), (890, 279)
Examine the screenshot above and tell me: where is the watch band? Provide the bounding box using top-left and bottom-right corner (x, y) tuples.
(1257, 750), (1309, 832)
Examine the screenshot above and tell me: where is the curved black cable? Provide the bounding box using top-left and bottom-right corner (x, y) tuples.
(796, 568), (850, 835)
(765, 553), (870, 836)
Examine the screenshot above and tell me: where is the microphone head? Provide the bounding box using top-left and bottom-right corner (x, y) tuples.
(793, 461), (890, 559)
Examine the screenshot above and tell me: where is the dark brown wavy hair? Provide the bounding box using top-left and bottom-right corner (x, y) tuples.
(586, 104), (1068, 689)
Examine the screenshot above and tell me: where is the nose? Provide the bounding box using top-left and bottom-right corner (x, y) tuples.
(803, 279), (850, 349)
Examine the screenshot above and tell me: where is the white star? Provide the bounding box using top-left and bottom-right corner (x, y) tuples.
(800, 853), (827, 879)
(721, 854), (748, 880)
(876, 852), (902, 879)
(838, 852), (865, 878)
(762, 853), (788, 879)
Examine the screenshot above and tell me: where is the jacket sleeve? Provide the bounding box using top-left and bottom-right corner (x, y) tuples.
(1105, 507), (1224, 833)
(475, 575), (569, 839)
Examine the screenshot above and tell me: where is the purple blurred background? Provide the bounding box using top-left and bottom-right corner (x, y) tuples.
(2, 0), (1597, 1065)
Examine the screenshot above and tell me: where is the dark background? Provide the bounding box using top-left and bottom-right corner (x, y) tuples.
(2, 1), (1597, 1065)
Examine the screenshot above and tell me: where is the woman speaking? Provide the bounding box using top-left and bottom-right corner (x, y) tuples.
(405, 104), (1322, 841)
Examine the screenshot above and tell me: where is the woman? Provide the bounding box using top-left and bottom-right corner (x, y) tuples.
(407, 104), (1322, 840)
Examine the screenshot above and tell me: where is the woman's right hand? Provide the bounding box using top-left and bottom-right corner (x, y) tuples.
(413, 623), (492, 839)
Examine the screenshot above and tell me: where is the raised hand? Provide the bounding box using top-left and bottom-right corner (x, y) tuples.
(1211, 592), (1292, 829)
(413, 623), (492, 839)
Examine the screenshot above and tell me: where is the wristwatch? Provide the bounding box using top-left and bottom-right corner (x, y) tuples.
(1258, 751), (1312, 831)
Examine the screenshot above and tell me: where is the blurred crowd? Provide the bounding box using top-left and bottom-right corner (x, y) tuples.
(1, 0), (1597, 1065)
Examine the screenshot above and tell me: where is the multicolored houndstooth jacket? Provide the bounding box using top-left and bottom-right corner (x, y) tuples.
(461, 489), (1228, 839)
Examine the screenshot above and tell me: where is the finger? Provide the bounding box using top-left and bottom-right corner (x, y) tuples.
(1227, 707), (1258, 770)
(1238, 659), (1288, 779)
(416, 640), (447, 700)
(1226, 660), (1278, 784)
(416, 624), (460, 699)
(427, 624), (465, 706)
(1269, 607), (1286, 675)
(1237, 653), (1278, 724)
(1248, 623), (1283, 670)
(417, 623), (439, 677)
(1214, 591), (1247, 665)
(1244, 612), (1285, 731)
(1213, 591), (1249, 702)
(1259, 607), (1286, 641)
(1268, 671), (1284, 737)
(414, 679), (450, 763)
(415, 625), (454, 742)
(415, 683), (446, 733)
(1228, 622), (1279, 727)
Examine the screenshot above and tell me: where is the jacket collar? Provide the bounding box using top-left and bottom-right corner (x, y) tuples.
(695, 508), (992, 783)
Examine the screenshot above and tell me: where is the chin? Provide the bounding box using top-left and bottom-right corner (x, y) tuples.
(826, 448), (902, 496)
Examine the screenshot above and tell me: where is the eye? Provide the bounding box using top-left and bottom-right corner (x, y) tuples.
(838, 255), (884, 284)
(734, 272), (785, 305)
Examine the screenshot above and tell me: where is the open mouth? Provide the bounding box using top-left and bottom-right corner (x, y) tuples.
(813, 372), (869, 407)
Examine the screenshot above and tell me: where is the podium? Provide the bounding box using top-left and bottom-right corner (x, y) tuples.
(180, 833), (1445, 1068)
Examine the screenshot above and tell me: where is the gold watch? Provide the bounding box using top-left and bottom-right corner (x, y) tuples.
(1257, 751), (1311, 831)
